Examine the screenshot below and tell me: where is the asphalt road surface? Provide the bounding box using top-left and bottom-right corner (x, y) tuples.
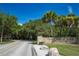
(0, 40), (33, 56)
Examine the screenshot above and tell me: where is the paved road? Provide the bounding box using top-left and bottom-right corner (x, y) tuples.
(0, 40), (33, 56)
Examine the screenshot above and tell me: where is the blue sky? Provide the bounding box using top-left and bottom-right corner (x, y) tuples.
(0, 3), (79, 24)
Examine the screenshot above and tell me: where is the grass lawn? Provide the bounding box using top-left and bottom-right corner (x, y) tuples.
(0, 39), (14, 44)
(47, 44), (79, 56)
(32, 40), (37, 44)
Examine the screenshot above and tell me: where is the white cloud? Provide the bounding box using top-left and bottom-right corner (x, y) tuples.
(18, 23), (23, 26)
(68, 6), (73, 13)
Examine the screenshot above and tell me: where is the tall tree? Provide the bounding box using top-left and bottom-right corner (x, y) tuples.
(0, 13), (7, 42)
(0, 13), (17, 42)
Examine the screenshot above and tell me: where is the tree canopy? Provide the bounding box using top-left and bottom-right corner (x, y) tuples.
(0, 11), (79, 42)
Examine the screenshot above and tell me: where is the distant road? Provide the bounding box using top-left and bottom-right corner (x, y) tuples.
(0, 40), (33, 56)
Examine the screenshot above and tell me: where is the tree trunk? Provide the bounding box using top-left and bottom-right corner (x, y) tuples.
(0, 27), (3, 43)
(0, 20), (4, 43)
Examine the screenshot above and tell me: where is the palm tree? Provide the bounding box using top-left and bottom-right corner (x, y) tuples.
(42, 11), (57, 23)
(0, 14), (6, 43)
(42, 11), (57, 36)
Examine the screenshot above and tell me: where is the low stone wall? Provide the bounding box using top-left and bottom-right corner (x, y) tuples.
(37, 36), (53, 44)
(53, 37), (78, 44)
(37, 36), (79, 44)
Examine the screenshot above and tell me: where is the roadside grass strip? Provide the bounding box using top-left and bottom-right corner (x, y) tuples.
(47, 44), (79, 56)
